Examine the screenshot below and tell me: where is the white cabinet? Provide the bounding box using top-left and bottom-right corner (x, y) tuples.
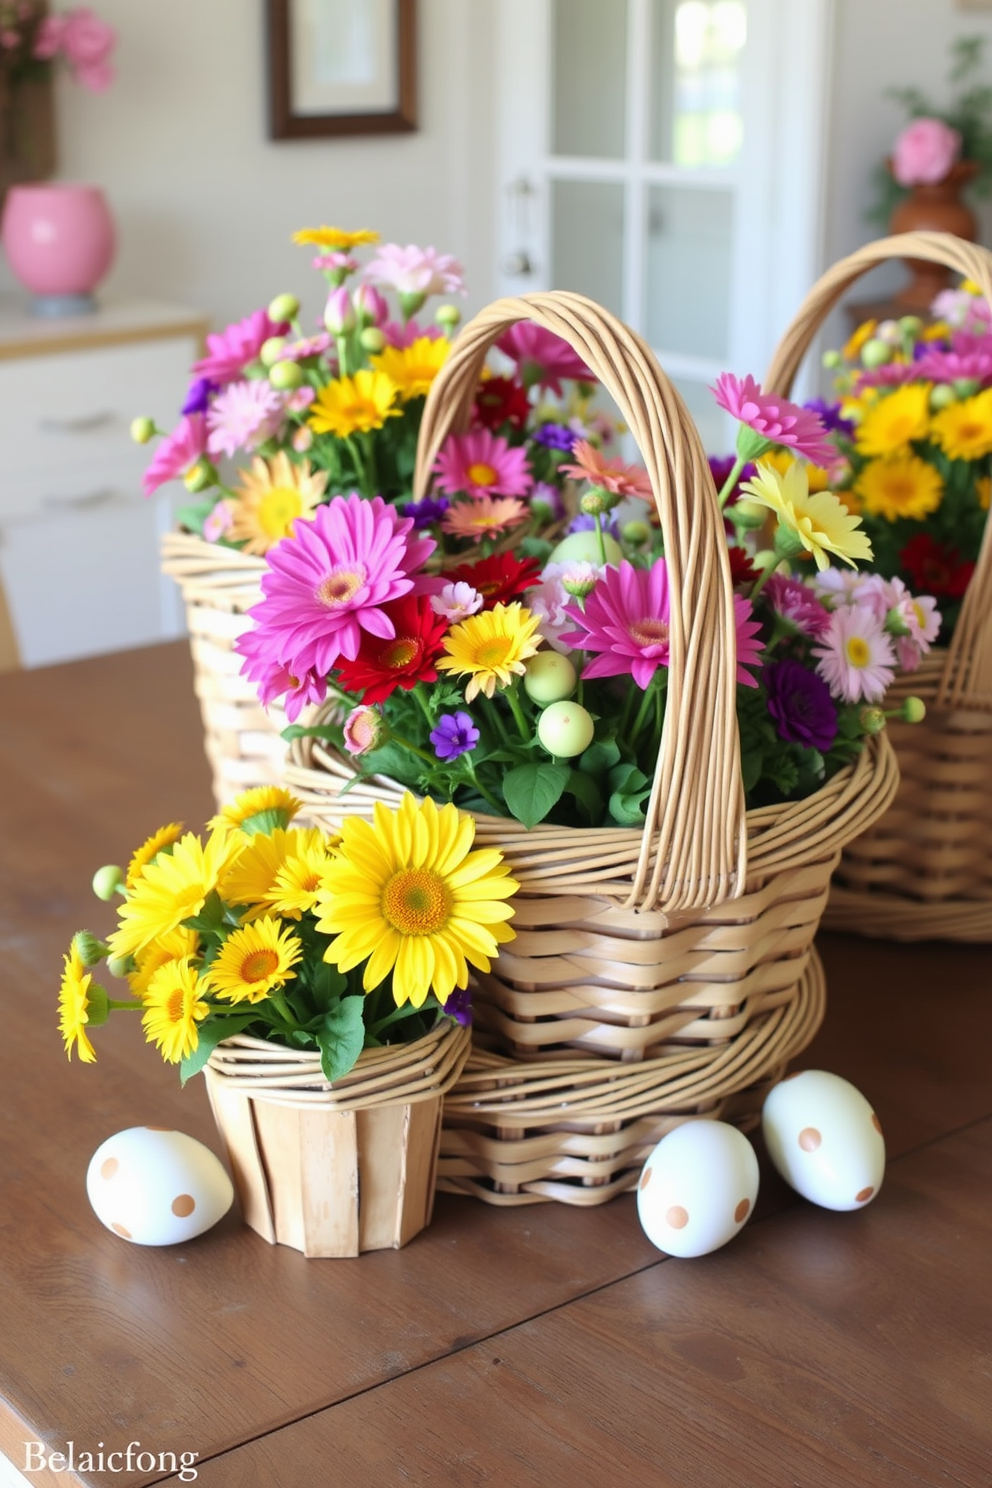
(0, 297), (207, 667)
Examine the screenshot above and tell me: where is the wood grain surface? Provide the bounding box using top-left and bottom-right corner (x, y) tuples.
(1, 641), (989, 1488)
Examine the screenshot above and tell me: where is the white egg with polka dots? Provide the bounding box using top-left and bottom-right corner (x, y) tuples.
(636, 1120), (760, 1258)
(86, 1127), (234, 1245)
(762, 1070), (885, 1211)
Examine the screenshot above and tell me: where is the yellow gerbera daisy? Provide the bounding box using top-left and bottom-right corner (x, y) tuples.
(227, 454), (327, 555)
(929, 389), (992, 462)
(58, 944), (98, 1062)
(854, 455), (944, 522)
(126, 822), (184, 889)
(291, 226), (380, 250)
(843, 319), (877, 362)
(220, 827), (327, 918)
(369, 337), (451, 402)
(437, 603), (543, 701)
(976, 475), (991, 511)
(921, 320), (951, 342)
(760, 448), (830, 492)
(204, 917), (303, 1004)
(108, 829), (241, 960)
(268, 837), (334, 919)
(308, 370), (401, 438)
(314, 794), (519, 1008)
(128, 926), (200, 999)
(209, 786), (302, 839)
(854, 384), (931, 457)
(142, 958), (209, 1063)
(740, 461), (874, 571)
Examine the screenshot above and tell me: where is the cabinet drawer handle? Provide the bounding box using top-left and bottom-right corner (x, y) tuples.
(41, 487), (118, 510)
(39, 411), (116, 434)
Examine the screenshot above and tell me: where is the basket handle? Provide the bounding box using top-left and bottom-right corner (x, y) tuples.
(763, 231), (992, 707)
(412, 290), (746, 916)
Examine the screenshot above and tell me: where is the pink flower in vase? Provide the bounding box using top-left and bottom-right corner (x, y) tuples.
(363, 244), (466, 299)
(61, 7), (117, 90)
(562, 560), (672, 689)
(559, 439), (654, 501)
(892, 117), (962, 187)
(712, 373), (835, 466)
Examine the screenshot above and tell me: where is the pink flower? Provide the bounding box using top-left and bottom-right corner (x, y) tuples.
(931, 288), (992, 331)
(433, 428), (534, 500)
(323, 286), (356, 335)
(497, 323), (593, 394)
(851, 573), (904, 624)
(892, 117), (962, 187)
(239, 495), (435, 680)
(236, 629), (327, 722)
(353, 283), (389, 327)
(914, 345), (992, 385)
(313, 252), (358, 275)
(381, 317), (444, 349)
(60, 7), (116, 89)
(193, 309), (289, 385)
(141, 414), (207, 497)
(526, 573), (572, 653)
(203, 499), (234, 543)
(363, 244), (466, 299)
(33, 16), (65, 57)
(813, 606), (896, 704)
(280, 333), (332, 362)
(733, 595), (763, 687)
(712, 373), (835, 466)
(562, 560), (672, 689)
(764, 573), (832, 638)
(206, 380), (286, 458)
(342, 705), (386, 756)
(431, 582), (483, 623)
(559, 439), (653, 501)
(854, 362), (920, 390)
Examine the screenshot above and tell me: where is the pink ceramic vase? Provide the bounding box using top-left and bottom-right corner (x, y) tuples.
(0, 183), (116, 315)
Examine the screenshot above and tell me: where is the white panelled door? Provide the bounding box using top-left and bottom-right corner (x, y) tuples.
(496, 0), (833, 450)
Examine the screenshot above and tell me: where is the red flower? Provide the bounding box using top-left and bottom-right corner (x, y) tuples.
(899, 533), (974, 600)
(334, 595), (447, 704)
(472, 376), (531, 430)
(727, 545), (759, 587)
(444, 551), (542, 609)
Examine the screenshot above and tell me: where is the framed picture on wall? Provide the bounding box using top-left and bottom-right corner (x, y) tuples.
(267, 0), (417, 138)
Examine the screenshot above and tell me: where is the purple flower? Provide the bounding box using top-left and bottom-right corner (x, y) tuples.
(430, 711), (480, 761)
(442, 986), (472, 1026)
(402, 495), (450, 529)
(803, 398), (855, 441)
(182, 377), (216, 416)
(764, 659), (838, 752)
(530, 481), (565, 522)
(567, 512), (620, 539)
(534, 422), (576, 451)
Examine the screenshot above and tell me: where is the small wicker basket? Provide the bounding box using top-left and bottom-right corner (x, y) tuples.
(765, 232), (992, 943)
(281, 290), (900, 1204)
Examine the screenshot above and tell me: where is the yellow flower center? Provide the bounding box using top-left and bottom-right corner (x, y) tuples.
(845, 637), (871, 668)
(474, 636), (513, 669)
(382, 637), (419, 669)
(467, 461), (498, 487)
(300, 871), (321, 893)
(315, 564), (367, 607)
(628, 618), (669, 648)
(471, 514), (502, 530)
(240, 948), (280, 983)
(259, 486), (303, 537)
(166, 988), (186, 1024)
(381, 868), (451, 935)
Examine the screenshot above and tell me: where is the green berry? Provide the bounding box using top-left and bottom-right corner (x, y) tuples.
(860, 338), (892, 368)
(268, 293), (300, 322)
(130, 416), (155, 445)
(259, 336), (288, 367)
(523, 652), (577, 705)
(901, 696), (927, 724)
(92, 865), (125, 901)
(268, 359), (304, 391)
(537, 701), (595, 758)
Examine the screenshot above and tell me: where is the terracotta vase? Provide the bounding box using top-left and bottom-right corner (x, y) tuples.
(888, 160), (980, 311)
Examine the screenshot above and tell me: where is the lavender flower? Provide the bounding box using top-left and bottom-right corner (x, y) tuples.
(764, 659), (838, 752)
(803, 397), (856, 441)
(402, 495), (450, 529)
(567, 512), (621, 540)
(533, 421), (576, 451)
(442, 987), (472, 1026)
(430, 711), (480, 761)
(182, 378), (216, 416)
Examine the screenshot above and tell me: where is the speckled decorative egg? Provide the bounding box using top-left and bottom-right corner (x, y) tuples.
(86, 1127), (234, 1245)
(761, 1070), (885, 1211)
(636, 1120), (760, 1258)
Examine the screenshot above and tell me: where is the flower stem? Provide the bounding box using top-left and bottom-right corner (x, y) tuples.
(464, 752), (503, 815)
(503, 679), (531, 742)
(594, 512), (607, 565)
(630, 675), (659, 745)
(480, 694), (513, 750)
(390, 731), (435, 765)
(717, 455), (746, 510)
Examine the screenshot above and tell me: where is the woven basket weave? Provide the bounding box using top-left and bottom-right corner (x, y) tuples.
(764, 232), (992, 942)
(280, 290), (899, 1204)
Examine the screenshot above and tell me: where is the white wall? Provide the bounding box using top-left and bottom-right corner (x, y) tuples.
(1, 0), (498, 335)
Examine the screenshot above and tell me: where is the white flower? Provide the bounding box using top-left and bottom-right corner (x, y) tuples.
(431, 581), (483, 623)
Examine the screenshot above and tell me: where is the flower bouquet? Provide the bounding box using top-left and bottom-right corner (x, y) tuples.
(59, 786), (516, 1251)
(147, 226), (612, 807)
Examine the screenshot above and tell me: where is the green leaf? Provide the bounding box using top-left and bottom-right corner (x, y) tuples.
(608, 786), (652, 827)
(280, 723), (342, 743)
(180, 1016), (257, 1086)
(578, 737), (621, 776)
(182, 890), (226, 935)
(316, 996), (367, 1084)
(564, 768), (603, 824)
(608, 761), (649, 795)
(175, 498), (218, 536)
(740, 750), (764, 795)
(502, 761), (569, 828)
(306, 958), (349, 1016)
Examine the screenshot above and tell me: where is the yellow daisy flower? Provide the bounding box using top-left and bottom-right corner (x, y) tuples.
(227, 454), (327, 555)
(929, 389), (992, 462)
(437, 603), (543, 702)
(843, 319), (877, 362)
(976, 475), (991, 511)
(209, 786), (302, 839)
(369, 337), (452, 402)
(314, 794), (519, 1008)
(854, 455), (944, 522)
(291, 226), (380, 250)
(740, 461), (874, 571)
(760, 448), (830, 492)
(220, 826), (327, 918)
(58, 945), (98, 1063)
(308, 370), (401, 438)
(126, 822), (184, 889)
(921, 320), (951, 342)
(269, 837), (334, 919)
(854, 384), (931, 457)
(128, 926), (201, 1000)
(142, 958), (209, 1063)
(204, 917), (303, 1004)
(108, 830), (241, 960)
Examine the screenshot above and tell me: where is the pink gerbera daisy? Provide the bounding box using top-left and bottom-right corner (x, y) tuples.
(561, 560), (672, 689)
(238, 495), (436, 680)
(733, 595), (763, 687)
(559, 439), (654, 501)
(813, 605), (896, 704)
(440, 497), (528, 543)
(141, 414), (207, 497)
(193, 309), (289, 385)
(497, 323), (594, 393)
(712, 372), (835, 466)
(235, 628), (328, 722)
(363, 244), (466, 299)
(206, 380), (287, 459)
(764, 573), (832, 638)
(433, 428), (534, 499)
(381, 318), (445, 348)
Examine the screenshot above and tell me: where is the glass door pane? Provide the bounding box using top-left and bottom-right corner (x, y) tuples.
(645, 184), (733, 359)
(649, 0), (746, 166)
(550, 181), (625, 317)
(552, 0), (628, 158)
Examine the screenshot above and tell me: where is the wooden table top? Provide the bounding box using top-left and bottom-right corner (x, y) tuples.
(1, 641), (989, 1488)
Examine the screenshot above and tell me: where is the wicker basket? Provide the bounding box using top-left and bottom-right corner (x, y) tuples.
(764, 232), (992, 942)
(204, 1021), (470, 1256)
(160, 532), (282, 810)
(278, 290), (899, 1204)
